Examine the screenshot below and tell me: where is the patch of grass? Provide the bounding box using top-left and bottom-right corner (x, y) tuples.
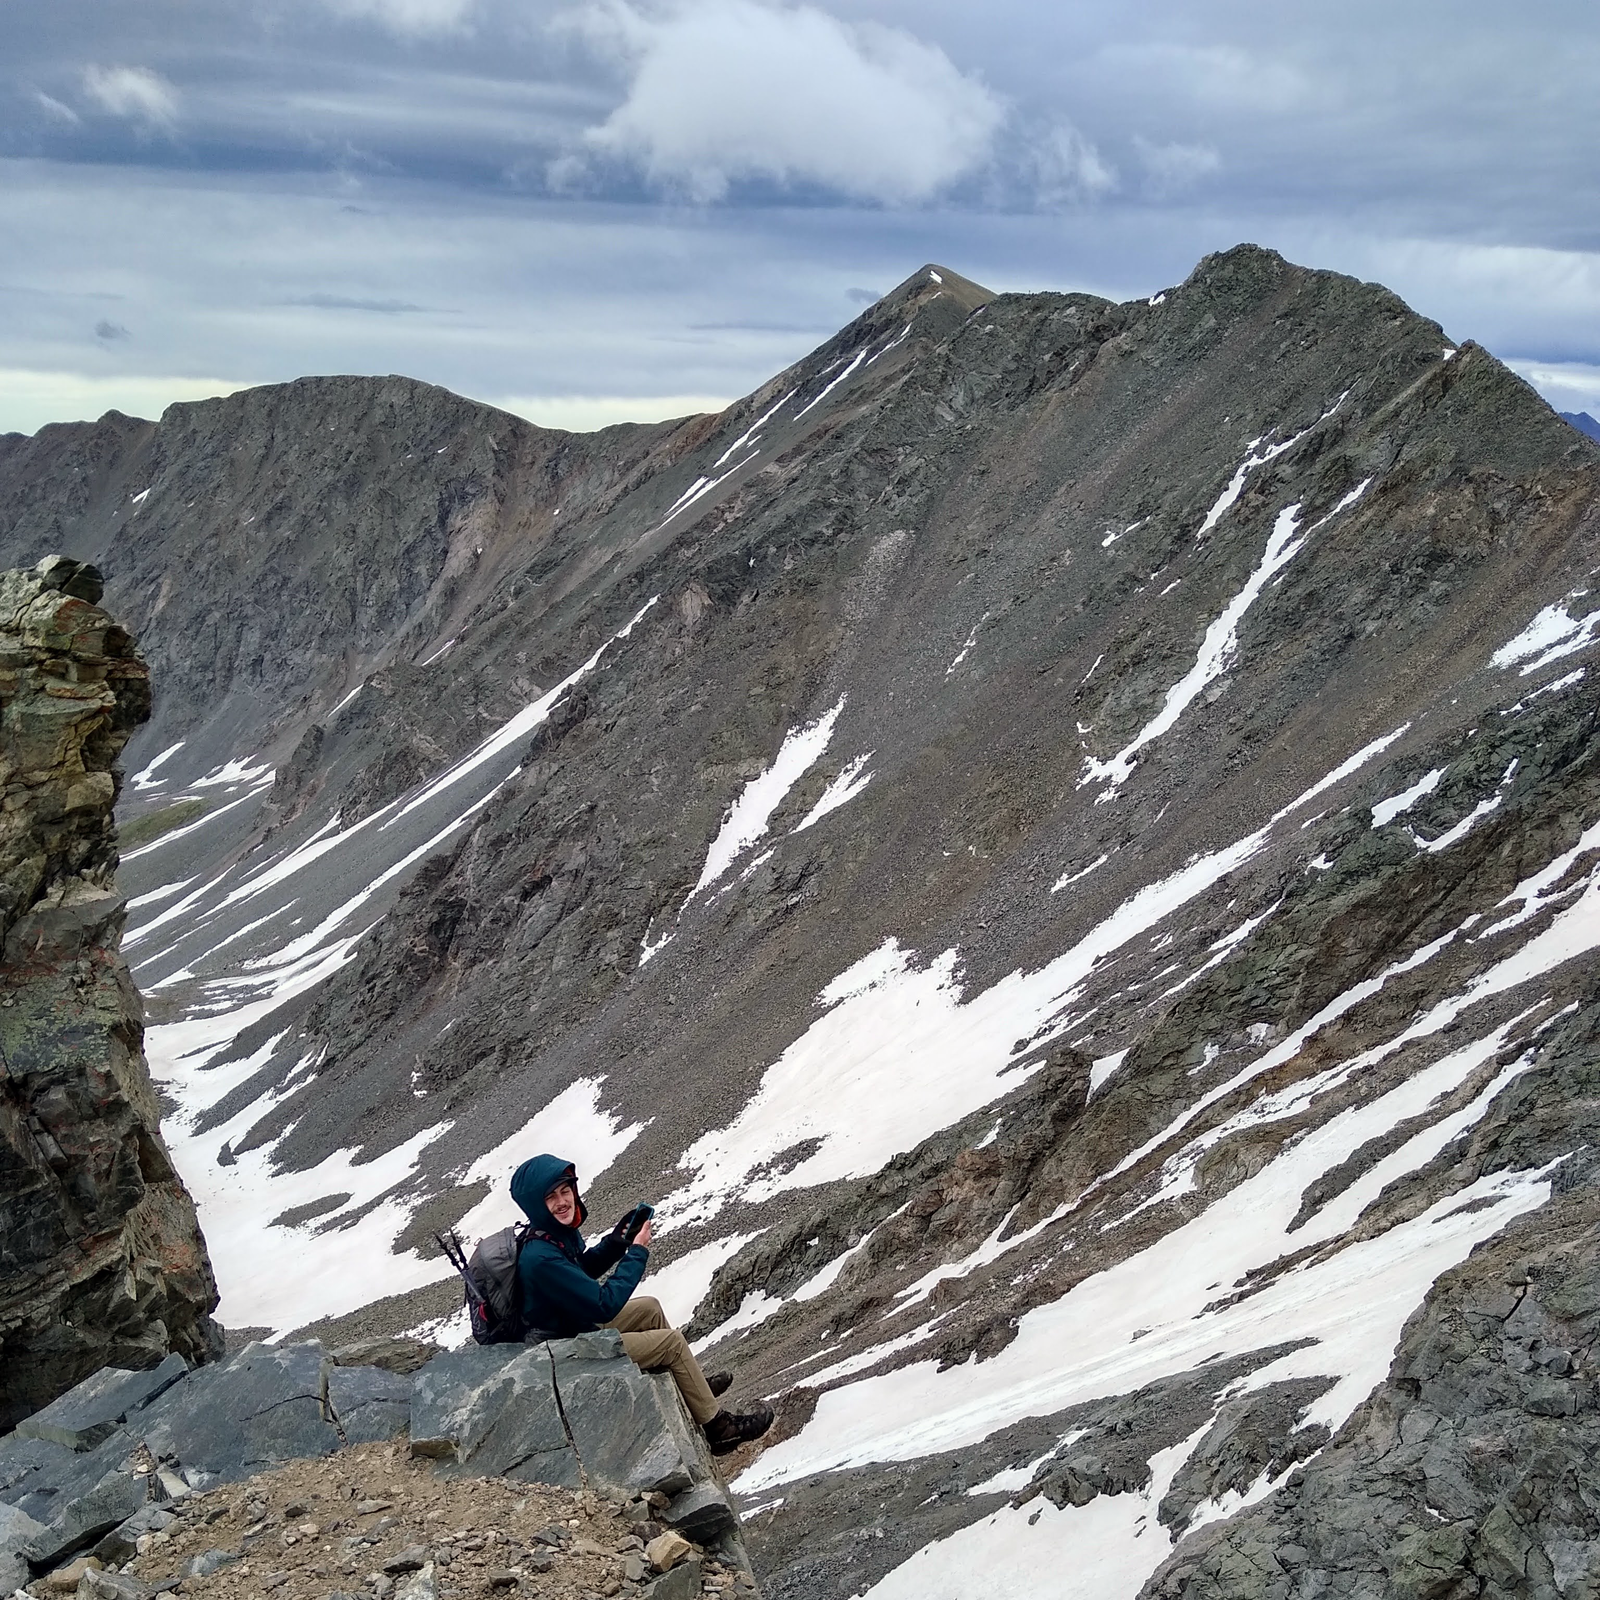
(118, 797), (208, 851)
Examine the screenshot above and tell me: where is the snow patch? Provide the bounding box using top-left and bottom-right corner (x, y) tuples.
(1372, 768), (1444, 827)
(794, 753), (873, 833)
(131, 740), (184, 790)
(1492, 599), (1600, 675)
(688, 699), (845, 898)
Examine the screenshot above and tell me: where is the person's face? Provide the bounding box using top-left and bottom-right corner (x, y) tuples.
(547, 1180), (578, 1226)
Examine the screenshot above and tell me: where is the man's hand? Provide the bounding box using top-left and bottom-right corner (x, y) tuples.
(636, 1218), (653, 1248)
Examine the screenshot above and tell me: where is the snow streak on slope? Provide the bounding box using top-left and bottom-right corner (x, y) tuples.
(724, 815), (1600, 1581)
(739, 1094), (1555, 1490)
(686, 699), (845, 900)
(1083, 481), (1370, 793)
(862, 1428), (1208, 1600)
(794, 753), (874, 833)
(1492, 596), (1600, 674)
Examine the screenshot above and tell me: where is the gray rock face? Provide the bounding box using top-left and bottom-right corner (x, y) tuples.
(0, 1499), (47, 1592)
(326, 1362), (413, 1444)
(0, 559), (221, 1431)
(1140, 1185), (1600, 1600)
(409, 1343), (578, 1484)
(1157, 1380), (1333, 1535)
(552, 1330), (711, 1502)
(134, 1342), (343, 1487)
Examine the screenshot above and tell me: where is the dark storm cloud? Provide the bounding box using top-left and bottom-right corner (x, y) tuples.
(1, 0), (1596, 432)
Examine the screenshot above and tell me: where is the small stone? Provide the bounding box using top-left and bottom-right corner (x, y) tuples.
(357, 1500), (394, 1516)
(261, 1573), (288, 1591)
(184, 1549), (241, 1579)
(645, 1532), (692, 1574)
(526, 1551), (556, 1574)
(283, 1501), (309, 1519)
(533, 1526), (568, 1548)
(385, 1545), (429, 1574)
(642, 1557), (702, 1600)
(489, 1572), (520, 1591)
(631, 1522), (662, 1543)
(47, 1556), (103, 1592)
(623, 1554), (650, 1583)
(395, 1561), (439, 1600)
(74, 1572), (154, 1599)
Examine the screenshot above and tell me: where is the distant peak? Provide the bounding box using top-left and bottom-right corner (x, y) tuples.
(880, 262), (994, 314)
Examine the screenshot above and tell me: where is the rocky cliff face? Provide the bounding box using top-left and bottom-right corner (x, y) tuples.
(2, 246), (1599, 1598)
(0, 557), (221, 1431)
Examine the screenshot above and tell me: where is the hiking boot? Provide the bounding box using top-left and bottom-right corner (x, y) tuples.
(703, 1404), (775, 1456)
(706, 1371), (734, 1399)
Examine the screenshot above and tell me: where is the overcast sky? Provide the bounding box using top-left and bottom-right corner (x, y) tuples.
(3, 0), (1598, 435)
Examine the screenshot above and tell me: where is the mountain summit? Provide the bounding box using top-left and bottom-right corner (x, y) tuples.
(2, 244), (1599, 1599)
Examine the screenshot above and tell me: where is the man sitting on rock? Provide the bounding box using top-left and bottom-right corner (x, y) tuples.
(510, 1153), (775, 1455)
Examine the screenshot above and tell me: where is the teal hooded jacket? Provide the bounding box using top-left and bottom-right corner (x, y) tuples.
(510, 1153), (649, 1337)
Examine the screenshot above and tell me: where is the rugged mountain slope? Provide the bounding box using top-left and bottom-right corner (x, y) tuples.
(3, 246), (1599, 1598)
(0, 557), (220, 1431)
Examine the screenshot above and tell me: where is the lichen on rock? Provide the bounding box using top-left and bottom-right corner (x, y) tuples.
(0, 554), (222, 1432)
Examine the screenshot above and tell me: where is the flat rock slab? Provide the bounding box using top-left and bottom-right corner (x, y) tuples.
(134, 1343), (341, 1489)
(24, 1448), (166, 1568)
(14, 1356), (190, 1453)
(0, 1427), (140, 1532)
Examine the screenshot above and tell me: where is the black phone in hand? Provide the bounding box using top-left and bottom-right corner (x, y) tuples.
(616, 1204), (654, 1245)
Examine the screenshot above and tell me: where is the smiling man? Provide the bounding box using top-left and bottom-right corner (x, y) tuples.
(509, 1153), (775, 1455)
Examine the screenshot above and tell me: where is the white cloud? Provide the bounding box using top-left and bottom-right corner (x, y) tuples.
(558, 0), (1005, 204)
(1134, 136), (1221, 196)
(33, 92), (82, 126)
(82, 65), (180, 128)
(1098, 42), (1313, 115)
(1028, 122), (1116, 206)
(322, 0), (478, 35)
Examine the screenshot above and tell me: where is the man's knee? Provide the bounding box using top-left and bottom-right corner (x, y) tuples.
(628, 1296), (667, 1330)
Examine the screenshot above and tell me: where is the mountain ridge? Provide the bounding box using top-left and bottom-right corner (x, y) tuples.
(3, 244), (1599, 1599)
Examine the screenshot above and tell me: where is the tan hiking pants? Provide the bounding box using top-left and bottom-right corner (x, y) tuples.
(605, 1296), (719, 1424)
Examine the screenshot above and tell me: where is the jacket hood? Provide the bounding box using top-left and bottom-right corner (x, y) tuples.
(510, 1153), (589, 1232)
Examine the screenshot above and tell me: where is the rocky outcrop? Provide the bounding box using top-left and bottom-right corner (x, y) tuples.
(0, 1334), (755, 1594)
(1140, 1047), (1600, 1599)
(0, 556), (221, 1432)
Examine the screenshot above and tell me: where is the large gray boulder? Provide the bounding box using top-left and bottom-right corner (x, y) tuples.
(409, 1344), (579, 1485)
(326, 1362), (413, 1445)
(15, 1424), (174, 1570)
(552, 1332), (722, 1509)
(409, 1333), (740, 1548)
